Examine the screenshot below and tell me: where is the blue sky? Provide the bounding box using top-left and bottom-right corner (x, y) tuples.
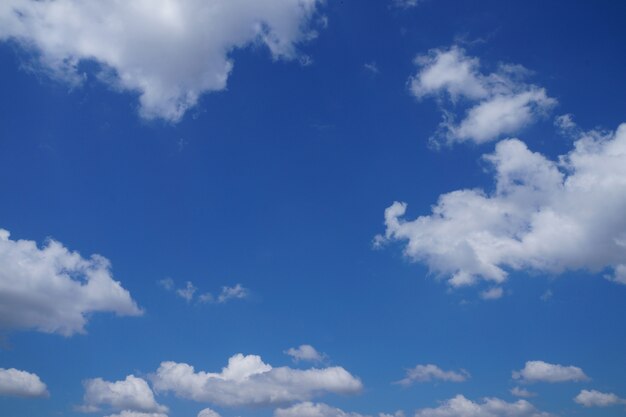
(1, 1), (626, 417)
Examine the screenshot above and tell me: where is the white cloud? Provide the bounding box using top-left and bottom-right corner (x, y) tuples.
(574, 389), (626, 407)
(510, 387), (536, 398)
(217, 283), (249, 303)
(409, 46), (556, 144)
(105, 412), (168, 417)
(176, 281), (197, 302)
(512, 361), (588, 384)
(480, 287), (503, 300)
(0, 368), (48, 398)
(376, 122), (626, 290)
(0, 229), (141, 336)
(0, 0), (324, 122)
(160, 279), (248, 304)
(82, 375), (167, 413)
(152, 353), (362, 407)
(413, 395), (553, 417)
(197, 408), (221, 417)
(285, 344), (327, 363)
(274, 402), (368, 417)
(397, 364), (469, 385)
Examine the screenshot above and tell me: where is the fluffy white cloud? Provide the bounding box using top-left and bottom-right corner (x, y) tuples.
(285, 344), (327, 363)
(0, 0), (323, 121)
(397, 364), (469, 385)
(574, 389), (626, 407)
(409, 46), (556, 144)
(376, 123), (626, 289)
(512, 361), (588, 384)
(82, 375), (167, 413)
(105, 412), (168, 417)
(510, 387), (536, 398)
(413, 395), (553, 417)
(197, 408), (221, 417)
(0, 368), (48, 398)
(274, 402), (368, 417)
(152, 353), (362, 407)
(0, 229), (141, 336)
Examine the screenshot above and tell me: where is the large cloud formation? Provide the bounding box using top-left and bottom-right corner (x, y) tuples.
(0, 229), (141, 336)
(0, 368), (48, 398)
(0, 0), (323, 121)
(376, 122), (626, 289)
(151, 353), (362, 407)
(409, 46), (556, 145)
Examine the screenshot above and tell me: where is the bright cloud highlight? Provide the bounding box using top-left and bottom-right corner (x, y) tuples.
(0, 0), (324, 121)
(0, 229), (141, 336)
(376, 123), (626, 289)
(409, 46), (556, 144)
(151, 353), (362, 407)
(0, 368), (48, 398)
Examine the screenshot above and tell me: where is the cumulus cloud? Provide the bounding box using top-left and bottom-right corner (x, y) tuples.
(0, 0), (324, 121)
(285, 344), (327, 363)
(512, 361), (588, 384)
(274, 402), (368, 417)
(376, 122), (626, 289)
(0, 229), (141, 336)
(0, 368), (48, 398)
(409, 46), (556, 144)
(152, 353), (362, 407)
(510, 387), (536, 398)
(81, 375), (167, 413)
(574, 389), (626, 407)
(197, 408), (221, 417)
(413, 395), (553, 417)
(396, 364), (469, 385)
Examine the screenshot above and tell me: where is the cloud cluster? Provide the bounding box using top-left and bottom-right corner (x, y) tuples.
(574, 389), (626, 407)
(397, 364), (469, 385)
(285, 344), (327, 363)
(409, 46), (556, 144)
(160, 279), (249, 304)
(152, 353), (362, 407)
(512, 361), (588, 384)
(0, 368), (48, 398)
(413, 395), (553, 417)
(0, 0), (323, 121)
(376, 122), (626, 289)
(81, 375), (167, 414)
(0, 229), (141, 336)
